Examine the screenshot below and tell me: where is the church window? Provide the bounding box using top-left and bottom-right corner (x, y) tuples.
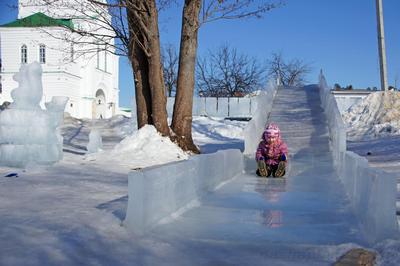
(39, 44), (46, 64)
(21, 45), (27, 64)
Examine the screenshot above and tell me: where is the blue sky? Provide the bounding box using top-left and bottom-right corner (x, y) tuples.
(1, 0), (399, 107)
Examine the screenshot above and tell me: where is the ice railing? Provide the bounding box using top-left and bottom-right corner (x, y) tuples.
(243, 80), (279, 155)
(318, 71), (398, 244)
(124, 149), (244, 234)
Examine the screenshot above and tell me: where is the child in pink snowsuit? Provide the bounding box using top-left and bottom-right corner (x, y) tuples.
(255, 123), (288, 177)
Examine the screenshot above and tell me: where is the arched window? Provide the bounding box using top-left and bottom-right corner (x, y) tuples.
(39, 44), (46, 64)
(21, 44), (27, 64)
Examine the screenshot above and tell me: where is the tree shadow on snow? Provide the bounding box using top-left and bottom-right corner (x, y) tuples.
(96, 195), (128, 222)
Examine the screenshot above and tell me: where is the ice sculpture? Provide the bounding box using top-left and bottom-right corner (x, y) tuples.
(0, 62), (68, 167)
(86, 129), (103, 154)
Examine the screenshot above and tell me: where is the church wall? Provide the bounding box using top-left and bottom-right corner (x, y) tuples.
(0, 18), (119, 119)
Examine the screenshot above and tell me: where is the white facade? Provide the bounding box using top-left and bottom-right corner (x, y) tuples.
(0, 0), (119, 119)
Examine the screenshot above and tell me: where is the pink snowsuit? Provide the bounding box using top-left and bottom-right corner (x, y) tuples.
(256, 125), (288, 166)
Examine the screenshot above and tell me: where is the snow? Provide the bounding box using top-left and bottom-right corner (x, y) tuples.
(0, 82), (400, 264)
(343, 91), (400, 140)
(107, 124), (188, 168)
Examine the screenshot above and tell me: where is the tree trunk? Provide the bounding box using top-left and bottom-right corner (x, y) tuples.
(130, 41), (152, 128)
(146, 0), (170, 136)
(126, 0), (169, 136)
(171, 0), (201, 153)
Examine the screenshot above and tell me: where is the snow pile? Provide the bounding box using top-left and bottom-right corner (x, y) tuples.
(93, 125), (188, 168)
(343, 91), (400, 139)
(0, 62), (68, 167)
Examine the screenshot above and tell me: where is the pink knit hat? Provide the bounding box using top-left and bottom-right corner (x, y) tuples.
(264, 123), (280, 139)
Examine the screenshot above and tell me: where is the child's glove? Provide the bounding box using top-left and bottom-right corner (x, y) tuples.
(281, 153), (287, 161)
(258, 156), (264, 161)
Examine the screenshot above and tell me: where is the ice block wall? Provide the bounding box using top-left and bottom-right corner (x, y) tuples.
(243, 80), (278, 155)
(124, 149), (244, 234)
(318, 71), (398, 243)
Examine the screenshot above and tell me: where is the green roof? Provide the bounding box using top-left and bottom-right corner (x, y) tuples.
(0, 12), (74, 30)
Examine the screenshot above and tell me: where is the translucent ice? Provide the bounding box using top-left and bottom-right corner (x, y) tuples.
(86, 129), (103, 154)
(125, 149), (244, 234)
(243, 79), (277, 155)
(319, 71), (398, 243)
(0, 62), (68, 167)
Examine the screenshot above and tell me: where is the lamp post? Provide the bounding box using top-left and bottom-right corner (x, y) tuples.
(376, 0), (388, 91)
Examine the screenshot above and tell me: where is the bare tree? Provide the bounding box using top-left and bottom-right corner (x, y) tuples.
(19, 0), (171, 136)
(161, 44), (178, 97)
(196, 45), (265, 97)
(126, 0), (170, 136)
(171, 0), (281, 153)
(18, 0), (281, 153)
(267, 52), (311, 86)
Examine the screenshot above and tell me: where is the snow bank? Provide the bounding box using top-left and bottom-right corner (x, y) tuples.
(243, 80), (278, 154)
(108, 125), (188, 168)
(343, 91), (400, 139)
(125, 149), (244, 234)
(319, 72), (398, 244)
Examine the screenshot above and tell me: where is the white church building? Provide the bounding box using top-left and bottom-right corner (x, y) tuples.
(0, 0), (119, 119)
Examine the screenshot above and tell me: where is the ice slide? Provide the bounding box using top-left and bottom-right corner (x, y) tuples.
(137, 85), (368, 265)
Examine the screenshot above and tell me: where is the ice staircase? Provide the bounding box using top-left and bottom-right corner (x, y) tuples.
(145, 85), (364, 265)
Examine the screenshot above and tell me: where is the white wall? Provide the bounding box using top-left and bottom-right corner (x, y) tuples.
(163, 97), (256, 118)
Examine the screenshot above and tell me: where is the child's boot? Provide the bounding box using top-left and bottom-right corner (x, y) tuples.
(274, 161), (286, 177)
(257, 160), (268, 177)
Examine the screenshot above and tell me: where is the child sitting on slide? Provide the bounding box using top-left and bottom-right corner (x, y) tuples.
(255, 123), (288, 177)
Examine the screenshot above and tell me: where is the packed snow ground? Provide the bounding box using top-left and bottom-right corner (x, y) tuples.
(0, 115), (248, 266)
